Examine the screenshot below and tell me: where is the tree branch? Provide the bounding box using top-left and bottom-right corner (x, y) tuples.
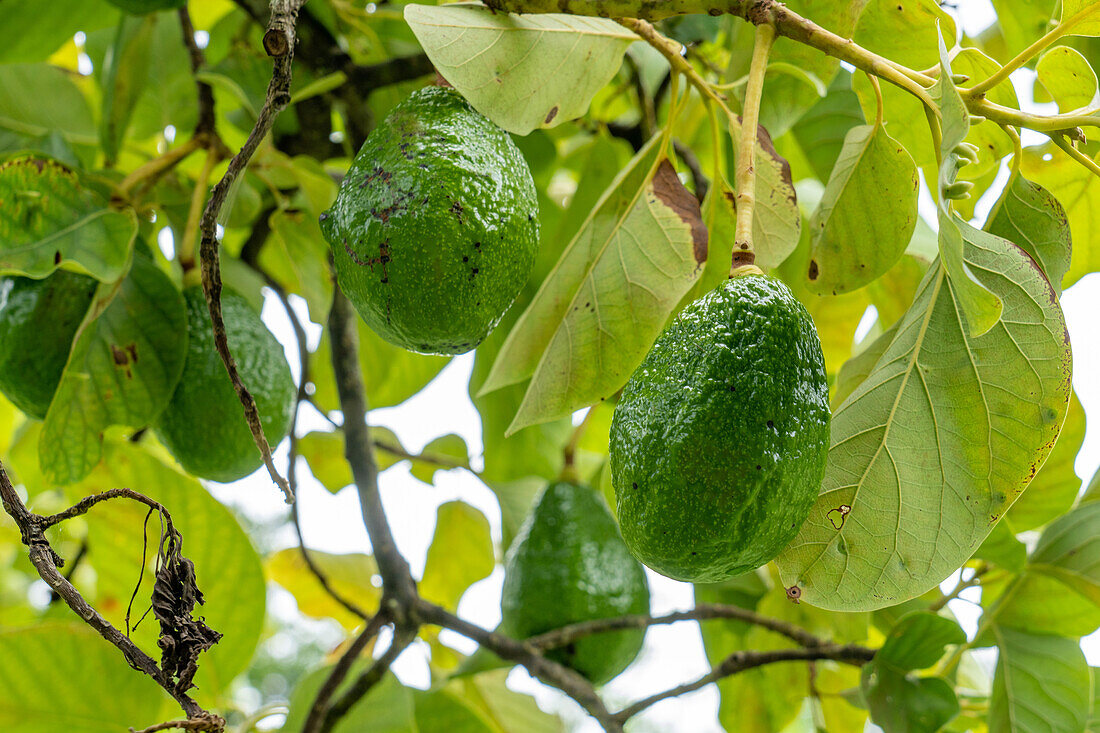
(0, 462), (222, 729)
(527, 602), (831, 652)
(197, 0), (306, 504)
(415, 599), (624, 732)
(612, 643), (876, 722)
(320, 623), (419, 733)
(327, 286), (418, 606)
(302, 611), (392, 733)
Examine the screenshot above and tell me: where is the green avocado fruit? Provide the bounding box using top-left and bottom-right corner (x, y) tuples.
(609, 275), (830, 583)
(500, 482), (650, 685)
(0, 271), (97, 419)
(320, 86), (539, 355)
(155, 287), (295, 483)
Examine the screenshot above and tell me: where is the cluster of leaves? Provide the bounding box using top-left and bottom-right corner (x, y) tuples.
(0, 0), (1099, 732)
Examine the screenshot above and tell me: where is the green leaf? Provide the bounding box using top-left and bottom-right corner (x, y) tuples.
(989, 626), (1090, 733)
(788, 69), (867, 182)
(420, 501), (494, 611)
(931, 39), (1002, 337)
(876, 612), (966, 671)
(990, 0), (1057, 60)
(777, 226), (1072, 611)
(833, 322), (898, 407)
(414, 670), (563, 733)
(861, 612), (964, 733)
(1062, 0), (1100, 37)
(949, 49), (1018, 182)
(996, 572), (1100, 637)
(99, 15), (155, 163)
(485, 477), (547, 552)
(40, 256), (187, 485)
(482, 139), (706, 434)
(0, 623), (169, 732)
(1021, 144), (1100, 287)
(1006, 392), (1084, 531)
(1027, 501), (1100, 608)
(125, 12), (197, 140)
(1036, 46), (1099, 112)
(727, 0), (864, 138)
(69, 439), (267, 699)
(986, 172), (1073, 295)
(266, 548), (380, 631)
(0, 156), (136, 281)
(283, 670), (415, 733)
(806, 122), (918, 295)
(311, 316), (450, 412)
(0, 65), (96, 144)
(409, 434), (470, 484)
(404, 4), (635, 135)
(263, 209), (335, 320)
(0, 1), (118, 64)
(862, 664), (959, 733)
(853, 0), (957, 69)
(973, 520), (1027, 573)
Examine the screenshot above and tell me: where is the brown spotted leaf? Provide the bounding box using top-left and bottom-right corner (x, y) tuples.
(777, 225), (1071, 611)
(481, 136), (706, 434)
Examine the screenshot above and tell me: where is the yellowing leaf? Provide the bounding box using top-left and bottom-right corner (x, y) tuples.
(1036, 46), (1098, 112)
(481, 138), (706, 434)
(420, 501), (494, 611)
(1062, 0), (1100, 37)
(404, 4), (635, 135)
(266, 548), (380, 630)
(777, 228), (1072, 611)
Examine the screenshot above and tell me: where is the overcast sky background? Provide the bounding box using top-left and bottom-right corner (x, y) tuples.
(200, 2), (1100, 730)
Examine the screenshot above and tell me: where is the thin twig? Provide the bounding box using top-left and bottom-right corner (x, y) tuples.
(528, 602), (831, 651)
(197, 0), (307, 504)
(130, 713), (225, 733)
(613, 644), (876, 722)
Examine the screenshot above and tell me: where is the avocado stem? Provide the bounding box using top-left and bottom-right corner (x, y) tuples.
(731, 22), (776, 276)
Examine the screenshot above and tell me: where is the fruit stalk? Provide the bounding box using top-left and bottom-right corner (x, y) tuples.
(731, 21), (774, 276)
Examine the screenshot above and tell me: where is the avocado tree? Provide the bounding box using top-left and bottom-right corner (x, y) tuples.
(1, 0), (1098, 731)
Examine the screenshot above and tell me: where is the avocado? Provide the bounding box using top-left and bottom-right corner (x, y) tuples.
(155, 287), (295, 483)
(321, 86), (538, 355)
(500, 482), (650, 685)
(0, 271), (97, 419)
(609, 275), (830, 583)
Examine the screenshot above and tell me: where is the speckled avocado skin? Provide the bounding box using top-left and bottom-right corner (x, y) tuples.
(501, 482), (650, 685)
(610, 275), (830, 583)
(0, 271), (97, 419)
(155, 287), (295, 483)
(320, 86), (538, 355)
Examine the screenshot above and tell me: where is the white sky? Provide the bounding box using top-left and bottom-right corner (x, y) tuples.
(211, 2), (1100, 730)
